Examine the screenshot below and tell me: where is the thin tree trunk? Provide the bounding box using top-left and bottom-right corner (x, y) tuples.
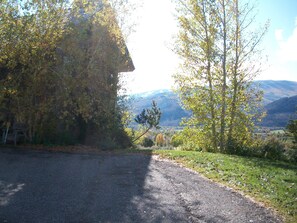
(202, 1), (218, 151)
(208, 70), (218, 151)
(220, 0), (227, 152)
(132, 127), (150, 143)
(227, 0), (240, 148)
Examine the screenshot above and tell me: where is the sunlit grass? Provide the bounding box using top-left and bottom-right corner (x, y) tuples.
(152, 150), (297, 223)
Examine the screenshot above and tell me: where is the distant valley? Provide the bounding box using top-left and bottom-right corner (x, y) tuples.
(130, 80), (297, 128)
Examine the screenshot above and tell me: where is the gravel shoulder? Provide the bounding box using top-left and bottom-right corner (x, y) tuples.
(0, 148), (282, 222)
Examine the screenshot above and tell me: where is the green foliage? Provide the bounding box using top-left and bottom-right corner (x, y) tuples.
(286, 148), (297, 163)
(133, 100), (161, 142)
(140, 137), (154, 148)
(225, 134), (297, 162)
(173, 127), (296, 163)
(170, 127), (216, 152)
(0, 0), (70, 142)
(0, 0), (134, 147)
(170, 134), (184, 147)
(287, 119), (297, 145)
(125, 127), (136, 141)
(135, 100), (161, 130)
(97, 137), (122, 150)
(154, 150), (297, 223)
(173, 0), (267, 152)
(261, 136), (285, 160)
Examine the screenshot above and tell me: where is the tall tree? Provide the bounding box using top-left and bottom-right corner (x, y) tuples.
(0, 0), (70, 141)
(174, 0), (267, 152)
(0, 0), (136, 146)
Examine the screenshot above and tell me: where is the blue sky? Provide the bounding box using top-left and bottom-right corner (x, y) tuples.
(125, 0), (297, 94)
(256, 0), (297, 81)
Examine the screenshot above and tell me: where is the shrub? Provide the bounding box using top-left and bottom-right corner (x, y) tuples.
(170, 134), (184, 147)
(125, 128), (135, 140)
(287, 119), (297, 144)
(156, 133), (165, 146)
(98, 138), (119, 150)
(284, 146), (297, 163)
(224, 135), (291, 161)
(141, 137), (154, 147)
(172, 127), (205, 151)
(261, 136), (285, 160)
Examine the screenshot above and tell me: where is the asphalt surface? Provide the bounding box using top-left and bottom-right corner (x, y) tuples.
(0, 148), (281, 223)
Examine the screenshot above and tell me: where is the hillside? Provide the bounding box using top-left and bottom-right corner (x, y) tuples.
(130, 90), (190, 126)
(255, 80), (297, 104)
(131, 80), (297, 127)
(260, 95), (297, 127)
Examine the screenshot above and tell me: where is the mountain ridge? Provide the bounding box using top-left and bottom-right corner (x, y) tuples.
(130, 80), (297, 127)
(260, 95), (297, 127)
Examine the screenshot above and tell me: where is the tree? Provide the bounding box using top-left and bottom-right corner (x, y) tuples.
(174, 0), (267, 152)
(0, 0), (70, 142)
(287, 119), (297, 145)
(133, 101), (161, 143)
(0, 0), (136, 146)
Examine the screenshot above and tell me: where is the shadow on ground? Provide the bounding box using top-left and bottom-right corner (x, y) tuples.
(0, 148), (188, 222)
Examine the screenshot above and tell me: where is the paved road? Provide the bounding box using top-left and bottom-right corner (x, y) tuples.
(0, 148), (281, 223)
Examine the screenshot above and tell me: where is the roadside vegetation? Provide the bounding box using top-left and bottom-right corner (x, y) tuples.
(129, 119), (297, 163)
(127, 116), (297, 222)
(152, 150), (297, 223)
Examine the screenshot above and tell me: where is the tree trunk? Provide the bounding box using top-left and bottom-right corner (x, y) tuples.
(202, 2), (218, 151)
(219, 0), (227, 152)
(132, 127), (150, 143)
(227, 0), (240, 148)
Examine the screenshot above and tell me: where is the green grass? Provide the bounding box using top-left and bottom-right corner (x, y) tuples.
(152, 150), (297, 223)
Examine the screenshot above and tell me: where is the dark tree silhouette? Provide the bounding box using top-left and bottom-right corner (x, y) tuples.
(133, 100), (161, 142)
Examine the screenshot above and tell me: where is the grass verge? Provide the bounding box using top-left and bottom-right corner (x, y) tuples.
(152, 150), (297, 223)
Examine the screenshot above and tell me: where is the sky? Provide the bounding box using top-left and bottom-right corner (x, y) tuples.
(124, 0), (297, 94)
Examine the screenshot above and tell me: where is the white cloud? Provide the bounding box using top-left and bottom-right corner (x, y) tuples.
(275, 29), (283, 41)
(276, 18), (297, 62)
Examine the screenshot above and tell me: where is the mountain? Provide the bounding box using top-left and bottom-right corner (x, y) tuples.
(260, 95), (297, 127)
(130, 89), (190, 126)
(131, 80), (297, 127)
(255, 80), (297, 104)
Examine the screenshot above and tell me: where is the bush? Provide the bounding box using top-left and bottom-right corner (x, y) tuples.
(156, 133), (165, 146)
(33, 129), (77, 146)
(113, 129), (132, 149)
(98, 138), (119, 150)
(287, 119), (297, 144)
(285, 147), (297, 163)
(261, 136), (285, 160)
(141, 137), (154, 147)
(171, 128), (205, 151)
(224, 135), (291, 161)
(170, 134), (184, 147)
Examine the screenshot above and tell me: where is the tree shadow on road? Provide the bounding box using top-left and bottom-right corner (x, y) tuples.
(0, 148), (190, 222)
